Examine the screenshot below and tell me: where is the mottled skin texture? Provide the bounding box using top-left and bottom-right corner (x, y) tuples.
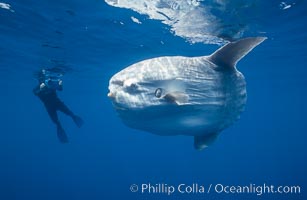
(108, 56), (246, 136)
(108, 37), (266, 149)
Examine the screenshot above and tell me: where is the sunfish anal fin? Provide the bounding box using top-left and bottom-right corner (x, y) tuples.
(194, 133), (219, 150)
(163, 92), (189, 105)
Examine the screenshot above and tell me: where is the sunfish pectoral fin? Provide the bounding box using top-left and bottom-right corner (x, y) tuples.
(163, 92), (189, 105)
(194, 133), (219, 150)
(208, 37), (267, 68)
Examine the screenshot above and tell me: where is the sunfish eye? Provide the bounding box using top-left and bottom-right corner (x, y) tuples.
(155, 88), (163, 98)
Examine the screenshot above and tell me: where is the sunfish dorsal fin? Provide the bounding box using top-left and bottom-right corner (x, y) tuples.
(194, 133), (219, 150)
(208, 37), (267, 68)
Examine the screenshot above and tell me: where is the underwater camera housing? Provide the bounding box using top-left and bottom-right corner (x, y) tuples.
(39, 69), (63, 90)
(44, 78), (62, 90)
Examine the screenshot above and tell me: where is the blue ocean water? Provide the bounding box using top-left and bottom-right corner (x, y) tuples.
(0, 0), (306, 199)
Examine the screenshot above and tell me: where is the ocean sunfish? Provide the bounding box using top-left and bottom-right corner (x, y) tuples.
(108, 37), (266, 150)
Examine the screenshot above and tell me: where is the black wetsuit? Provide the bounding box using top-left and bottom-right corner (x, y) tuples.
(33, 84), (74, 126)
(33, 81), (83, 143)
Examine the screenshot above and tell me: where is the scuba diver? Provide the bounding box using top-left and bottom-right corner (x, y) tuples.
(33, 69), (84, 143)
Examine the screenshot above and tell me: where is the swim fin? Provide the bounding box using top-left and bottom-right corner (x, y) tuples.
(57, 125), (69, 143)
(72, 115), (84, 128)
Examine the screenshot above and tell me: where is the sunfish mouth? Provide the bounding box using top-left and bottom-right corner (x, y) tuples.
(107, 92), (128, 110)
(107, 92), (115, 99)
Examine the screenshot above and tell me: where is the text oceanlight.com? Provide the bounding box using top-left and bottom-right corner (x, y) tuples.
(129, 183), (301, 196)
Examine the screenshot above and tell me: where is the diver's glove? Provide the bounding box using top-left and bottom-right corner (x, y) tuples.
(39, 83), (46, 90)
(58, 80), (63, 91)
